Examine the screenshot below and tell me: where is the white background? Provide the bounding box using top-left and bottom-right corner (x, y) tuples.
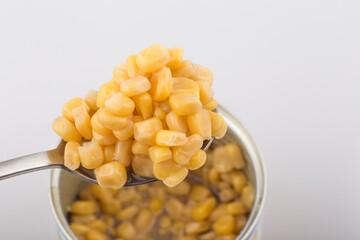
(0, 0), (359, 239)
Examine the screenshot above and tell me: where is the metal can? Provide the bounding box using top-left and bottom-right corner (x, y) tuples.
(49, 105), (267, 240)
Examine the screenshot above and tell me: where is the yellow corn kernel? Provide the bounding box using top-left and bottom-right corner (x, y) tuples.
(189, 185), (211, 201)
(169, 93), (202, 116)
(213, 146), (233, 173)
(203, 98), (217, 111)
(53, 116), (82, 142)
(235, 215), (247, 233)
(187, 149), (206, 170)
(148, 184), (166, 201)
(79, 185), (96, 201)
(172, 77), (200, 98)
(116, 205), (139, 221)
(208, 167), (220, 184)
(213, 215), (235, 235)
(197, 81), (214, 104)
(153, 159), (183, 180)
(92, 131), (117, 146)
(149, 66), (172, 101)
(191, 64), (214, 85)
(136, 44), (170, 73)
(185, 221), (211, 235)
(226, 202), (247, 215)
(116, 221), (137, 239)
(64, 141), (81, 170)
(120, 76), (151, 97)
(135, 208), (153, 231)
(101, 198), (122, 215)
(89, 114), (111, 138)
(164, 198), (185, 220)
(158, 100), (172, 113)
(104, 92), (135, 117)
(70, 222), (91, 236)
(85, 91), (99, 111)
(163, 167), (188, 187)
(71, 214), (97, 225)
(172, 60), (196, 78)
(165, 111), (188, 133)
(103, 145), (115, 163)
(134, 117), (163, 145)
(166, 46), (184, 70)
(86, 229), (107, 240)
(133, 115), (143, 123)
(172, 220), (185, 235)
(126, 54), (143, 78)
(192, 198), (216, 221)
(91, 185), (113, 202)
(225, 143), (245, 169)
(78, 141), (104, 169)
(149, 146), (172, 163)
(131, 140), (150, 156)
(62, 97), (90, 123)
(209, 112), (227, 139)
(132, 92), (152, 119)
(159, 215), (172, 234)
(111, 69), (129, 86)
(87, 219), (107, 232)
(71, 201), (98, 215)
(97, 109), (131, 131)
(153, 107), (166, 121)
(112, 120), (134, 141)
(96, 82), (119, 108)
(219, 188), (237, 203)
(165, 180), (191, 196)
(132, 155), (154, 178)
(72, 106), (93, 140)
(241, 183), (255, 210)
(114, 139), (133, 167)
(94, 161), (127, 189)
(209, 205), (227, 222)
(231, 171), (247, 192)
(187, 109), (211, 140)
(156, 130), (187, 147)
(149, 198), (163, 212)
(173, 134), (203, 165)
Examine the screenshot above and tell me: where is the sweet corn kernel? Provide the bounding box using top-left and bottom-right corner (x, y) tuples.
(134, 117), (163, 145)
(203, 99), (217, 111)
(166, 47), (183, 70)
(158, 100), (172, 113)
(149, 67), (172, 101)
(241, 183), (255, 210)
(163, 167), (188, 187)
(53, 117), (82, 142)
(149, 198), (163, 212)
(173, 134), (203, 165)
(86, 230), (107, 240)
(213, 147), (233, 173)
(192, 198), (216, 221)
(111, 67), (129, 86)
(187, 109), (211, 140)
(85, 91), (99, 111)
(103, 145), (115, 163)
(187, 149), (206, 170)
(172, 220), (185, 235)
(159, 215), (172, 231)
(94, 161), (127, 189)
(165, 198), (185, 220)
(231, 171), (247, 193)
(169, 93), (202, 116)
(148, 184), (166, 201)
(100, 198), (122, 215)
(64, 141), (81, 170)
(220, 172), (232, 184)
(91, 185), (113, 202)
(213, 215), (235, 235)
(225, 202), (247, 215)
(132, 140), (150, 156)
(189, 185), (211, 202)
(126, 55), (143, 78)
(97, 109), (131, 131)
(92, 131), (117, 146)
(62, 97), (90, 123)
(78, 141), (104, 169)
(156, 130), (187, 147)
(219, 188), (236, 203)
(172, 60), (196, 78)
(87, 219), (107, 232)
(132, 155), (154, 178)
(153, 107), (166, 121)
(114, 139), (133, 167)
(185, 221), (211, 235)
(96, 83), (119, 108)
(196, 81), (214, 104)
(72, 106), (93, 140)
(153, 160), (183, 180)
(149, 146), (172, 163)
(90, 112), (113, 136)
(71, 214), (97, 225)
(132, 92), (152, 119)
(235, 215), (248, 233)
(133, 115), (143, 123)
(116, 221), (137, 239)
(225, 143), (245, 169)
(172, 77), (200, 98)
(71, 201), (98, 215)
(116, 205), (139, 221)
(79, 185), (96, 201)
(209, 112), (227, 139)
(191, 64), (214, 85)
(112, 120), (134, 141)
(165, 111), (188, 133)
(136, 44), (170, 73)
(70, 223), (91, 236)
(209, 205), (228, 222)
(120, 76), (151, 97)
(208, 167), (220, 184)
(165, 180), (191, 196)
(135, 208), (153, 230)
(104, 92), (135, 117)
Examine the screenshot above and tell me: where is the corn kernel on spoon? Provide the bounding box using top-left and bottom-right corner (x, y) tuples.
(0, 138), (213, 187)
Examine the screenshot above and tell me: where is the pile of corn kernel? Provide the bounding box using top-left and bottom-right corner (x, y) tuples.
(68, 143), (255, 240)
(52, 44), (227, 188)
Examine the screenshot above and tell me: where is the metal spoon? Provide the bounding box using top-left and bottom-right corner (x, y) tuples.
(0, 138), (213, 187)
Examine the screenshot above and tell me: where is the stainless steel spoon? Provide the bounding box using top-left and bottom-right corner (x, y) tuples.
(0, 138), (213, 187)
